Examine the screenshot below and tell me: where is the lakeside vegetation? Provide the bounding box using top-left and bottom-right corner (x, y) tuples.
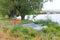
(0, 19), (60, 40)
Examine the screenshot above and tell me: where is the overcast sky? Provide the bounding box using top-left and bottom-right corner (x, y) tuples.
(42, 0), (60, 12)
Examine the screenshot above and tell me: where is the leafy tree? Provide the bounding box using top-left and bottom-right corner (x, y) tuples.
(0, 0), (52, 20)
(0, 0), (43, 20)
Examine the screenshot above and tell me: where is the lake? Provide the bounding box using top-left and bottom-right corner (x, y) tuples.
(17, 14), (60, 24)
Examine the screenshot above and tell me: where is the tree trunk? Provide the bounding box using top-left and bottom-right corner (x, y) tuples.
(21, 15), (25, 20)
(9, 8), (16, 19)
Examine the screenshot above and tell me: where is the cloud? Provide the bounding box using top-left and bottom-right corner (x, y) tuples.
(42, 0), (60, 11)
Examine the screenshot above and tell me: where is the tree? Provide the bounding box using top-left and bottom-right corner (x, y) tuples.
(0, 0), (52, 20)
(10, 0), (43, 20)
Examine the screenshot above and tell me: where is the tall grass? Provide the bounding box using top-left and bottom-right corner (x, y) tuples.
(0, 19), (60, 40)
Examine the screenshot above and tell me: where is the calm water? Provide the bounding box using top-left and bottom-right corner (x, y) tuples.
(34, 14), (60, 24)
(17, 14), (60, 24)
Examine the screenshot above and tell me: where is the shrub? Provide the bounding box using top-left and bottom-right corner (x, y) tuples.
(20, 20), (33, 24)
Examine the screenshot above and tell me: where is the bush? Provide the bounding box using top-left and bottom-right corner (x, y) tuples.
(9, 25), (37, 38)
(20, 20), (33, 24)
(34, 19), (59, 27)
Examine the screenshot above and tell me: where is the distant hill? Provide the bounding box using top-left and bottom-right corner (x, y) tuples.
(40, 10), (60, 14)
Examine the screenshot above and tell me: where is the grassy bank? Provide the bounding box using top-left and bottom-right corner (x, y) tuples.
(0, 19), (60, 40)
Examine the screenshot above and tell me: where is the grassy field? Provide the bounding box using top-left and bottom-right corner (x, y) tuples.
(0, 19), (60, 40)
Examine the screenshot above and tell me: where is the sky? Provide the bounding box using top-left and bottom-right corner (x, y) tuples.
(42, 0), (60, 12)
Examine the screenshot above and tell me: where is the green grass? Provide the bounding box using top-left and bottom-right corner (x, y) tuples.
(20, 20), (33, 24)
(0, 19), (60, 40)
